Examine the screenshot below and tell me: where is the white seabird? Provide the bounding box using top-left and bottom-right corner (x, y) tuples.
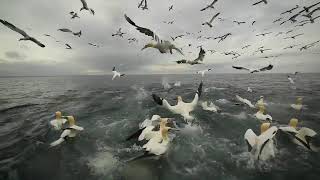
(244, 123), (278, 161)
(235, 95), (255, 108)
(112, 67), (125, 80)
(288, 75), (295, 84)
(0, 19), (45, 47)
(232, 64), (273, 73)
(80, 0), (95, 15)
(202, 13), (220, 28)
(125, 115), (161, 141)
(152, 82), (203, 121)
(174, 81), (181, 87)
(124, 14), (183, 55)
(50, 111), (67, 130)
(255, 95), (267, 107)
(255, 105), (272, 121)
(291, 97), (303, 111)
(50, 116), (84, 147)
(201, 101), (221, 113)
(196, 68), (212, 77)
(247, 87), (253, 92)
(279, 118), (318, 151)
(176, 47), (206, 65)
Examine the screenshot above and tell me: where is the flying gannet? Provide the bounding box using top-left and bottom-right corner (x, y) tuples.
(112, 67), (125, 80)
(0, 19), (45, 47)
(124, 14), (183, 55)
(50, 116), (84, 147)
(252, 0), (268, 6)
(152, 82), (203, 121)
(79, 0), (95, 15)
(176, 47), (205, 65)
(65, 44), (72, 49)
(112, 28), (126, 37)
(232, 64), (273, 73)
(202, 13), (220, 28)
(281, 5), (299, 15)
(279, 118), (318, 151)
(196, 68), (212, 77)
(244, 123), (278, 161)
(200, 0), (219, 11)
(58, 28), (82, 37)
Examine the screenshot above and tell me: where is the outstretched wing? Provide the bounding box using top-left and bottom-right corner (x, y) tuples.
(176, 59), (187, 64)
(58, 28), (73, 33)
(209, 12), (220, 23)
(194, 47), (206, 62)
(124, 14), (160, 42)
(244, 129), (257, 152)
(232, 66), (250, 71)
(80, 0), (88, 7)
(259, 64), (273, 72)
(0, 19), (28, 37)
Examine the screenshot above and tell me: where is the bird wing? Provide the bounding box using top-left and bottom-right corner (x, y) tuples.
(173, 47), (184, 55)
(209, 12), (220, 23)
(0, 19), (28, 37)
(58, 28), (72, 33)
(124, 14), (160, 42)
(138, 0), (144, 8)
(30, 37), (45, 48)
(232, 66), (250, 71)
(190, 81), (203, 107)
(65, 44), (72, 49)
(259, 64), (273, 72)
(244, 129), (257, 152)
(80, 0), (88, 7)
(176, 59), (187, 64)
(252, 0), (263, 6)
(152, 94), (175, 111)
(194, 47), (206, 62)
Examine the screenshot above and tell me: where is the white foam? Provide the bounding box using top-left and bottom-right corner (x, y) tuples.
(87, 151), (119, 176)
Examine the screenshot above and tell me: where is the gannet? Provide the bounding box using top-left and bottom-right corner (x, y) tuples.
(112, 67), (125, 80)
(213, 33), (232, 43)
(200, 0), (219, 11)
(50, 116), (84, 147)
(169, 5), (173, 11)
(255, 105), (272, 121)
(79, 0), (95, 15)
(255, 96), (267, 107)
(291, 97), (303, 111)
(288, 75), (295, 84)
(58, 28), (81, 37)
(242, 45), (251, 49)
(302, 7), (320, 18)
(0, 19), (45, 47)
(252, 0), (268, 6)
(70, 12), (80, 19)
(244, 123), (278, 160)
(201, 101), (221, 113)
(139, 0), (148, 10)
(252, 21), (256, 25)
(235, 95), (255, 108)
(152, 82), (203, 121)
(124, 14), (183, 55)
(281, 5), (299, 15)
(125, 115), (161, 141)
(196, 68), (212, 77)
(202, 13), (220, 28)
(233, 20), (246, 25)
(232, 64), (273, 73)
(88, 42), (99, 48)
(283, 44), (300, 50)
(279, 118), (318, 151)
(50, 111), (67, 130)
(174, 81), (181, 87)
(284, 33), (304, 40)
(65, 44), (72, 49)
(256, 32), (272, 36)
(176, 47), (205, 65)
(247, 87), (253, 92)
(171, 35), (184, 41)
(273, 18), (283, 23)
(112, 28), (126, 37)
(255, 48), (271, 53)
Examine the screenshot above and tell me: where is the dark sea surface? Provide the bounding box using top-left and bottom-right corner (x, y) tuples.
(0, 74), (320, 180)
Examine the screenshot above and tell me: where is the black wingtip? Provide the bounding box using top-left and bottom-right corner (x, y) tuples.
(125, 127), (145, 141)
(197, 81), (203, 97)
(152, 94), (163, 105)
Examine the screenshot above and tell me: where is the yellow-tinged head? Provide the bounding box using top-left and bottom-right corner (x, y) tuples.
(160, 118), (170, 140)
(68, 116), (75, 126)
(55, 111), (62, 119)
(297, 97), (303, 105)
(141, 43), (155, 50)
(260, 123), (271, 134)
(258, 105), (266, 113)
(289, 118), (298, 128)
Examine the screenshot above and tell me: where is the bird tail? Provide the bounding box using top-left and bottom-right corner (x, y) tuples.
(50, 138), (65, 147)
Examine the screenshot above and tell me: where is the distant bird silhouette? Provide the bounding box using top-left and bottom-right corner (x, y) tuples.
(70, 11), (80, 19)
(252, 21), (256, 25)
(214, 33), (232, 43)
(273, 18), (283, 23)
(242, 45), (251, 49)
(65, 44), (72, 49)
(112, 28), (126, 37)
(233, 20), (246, 25)
(169, 5), (173, 11)
(171, 35), (184, 41)
(284, 33), (304, 40)
(80, 0), (94, 15)
(281, 5), (299, 15)
(0, 19), (45, 47)
(232, 64), (273, 73)
(256, 32), (272, 36)
(252, 0), (267, 6)
(176, 47), (205, 65)
(202, 13), (220, 28)
(200, 0), (219, 11)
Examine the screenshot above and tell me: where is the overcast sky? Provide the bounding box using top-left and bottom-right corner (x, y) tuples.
(0, 0), (319, 76)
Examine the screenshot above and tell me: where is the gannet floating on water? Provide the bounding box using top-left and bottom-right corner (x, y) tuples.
(50, 111), (67, 130)
(124, 14), (183, 55)
(232, 64), (273, 73)
(152, 82), (203, 121)
(244, 123), (278, 161)
(247, 87), (253, 93)
(201, 101), (221, 113)
(50, 116), (84, 147)
(196, 68), (212, 77)
(79, 0), (95, 15)
(0, 19), (45, 47)
(279, 118), (318, 151)
(236, 95), (255, 108)
(255, 105), (272, 121)
(176, 47), (205, 65)
(291, 97), (303, 111)
(112, 67), (125, 80)
(202, 13), (220, 28)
